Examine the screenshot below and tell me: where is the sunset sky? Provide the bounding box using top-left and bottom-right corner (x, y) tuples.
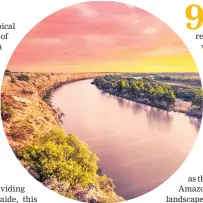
(8, 2), (198, 73)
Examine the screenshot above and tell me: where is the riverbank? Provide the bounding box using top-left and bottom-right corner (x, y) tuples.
(1, 71), (124, 203)
(91, 76), (202, 119)
(51, 78), (201, 199)
(96, 86), (202, 118)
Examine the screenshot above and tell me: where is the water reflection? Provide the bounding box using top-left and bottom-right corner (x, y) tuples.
(102, 93), (174, 129)
(144, 106), (173, 130)
(116, 96), (125, 107)
(189, 117), (202, 131)
(52, 79), (201, 200)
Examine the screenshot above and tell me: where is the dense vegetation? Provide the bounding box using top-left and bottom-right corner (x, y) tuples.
(1, 71), (124, 202)
(18, 128), (99, 186)
(92, 75), (203, 111)
(17, 128), (119, 202)
(154, 74), (203, 108)
(173, 86), (203, 108)
(92, 75), (176, 109)
(191, 89), (203, 108)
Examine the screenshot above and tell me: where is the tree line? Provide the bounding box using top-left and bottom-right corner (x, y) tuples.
(92, 75), (203, 110)
(92, 75), (176, 109)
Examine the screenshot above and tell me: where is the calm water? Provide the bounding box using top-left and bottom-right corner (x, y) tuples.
(52, 79), (201, 200)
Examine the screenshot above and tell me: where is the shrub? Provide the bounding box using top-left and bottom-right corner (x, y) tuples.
(4, 70), (16, 83)
(18, 128), (99, 187)
(4, 69), (12, 76)
(21, 89), (35, 94)
(192, 90), (203, 108)
(17, 74), (30, 82)
(1, 102), (13, 121)
(1, 101), (10, 112)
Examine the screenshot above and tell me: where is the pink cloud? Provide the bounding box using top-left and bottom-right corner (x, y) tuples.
(8, 1), (186, 72)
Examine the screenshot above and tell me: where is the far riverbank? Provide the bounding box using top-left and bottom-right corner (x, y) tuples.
(91, 76), (202, 119)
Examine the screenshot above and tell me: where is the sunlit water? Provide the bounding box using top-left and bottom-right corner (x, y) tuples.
(52, 79), (201, 199)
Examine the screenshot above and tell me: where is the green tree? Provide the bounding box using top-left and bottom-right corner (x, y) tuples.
(192, 90), (203, 108)
(18, 128), (99, 186)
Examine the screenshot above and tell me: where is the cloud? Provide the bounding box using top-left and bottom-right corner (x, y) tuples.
(8, 2), (196, 73)
(73, 3), (98, 18)
(143, 27), (157, 35)
(125, 4), (135, 9)
(145, 47), (188, 56)
(30, 38), (61, 44)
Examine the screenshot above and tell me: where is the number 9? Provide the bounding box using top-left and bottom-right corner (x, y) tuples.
(186, 4), (203, 30)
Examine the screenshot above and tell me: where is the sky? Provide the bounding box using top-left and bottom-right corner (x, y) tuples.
(8, 2), (198, 73)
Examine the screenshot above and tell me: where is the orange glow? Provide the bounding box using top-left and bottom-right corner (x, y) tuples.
(8, 2), (198, 73)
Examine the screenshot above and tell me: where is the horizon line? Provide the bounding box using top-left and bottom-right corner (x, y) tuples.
(6, 70), (199, 74)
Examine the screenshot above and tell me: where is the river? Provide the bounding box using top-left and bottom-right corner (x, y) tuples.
(51, 79), (201, 200)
